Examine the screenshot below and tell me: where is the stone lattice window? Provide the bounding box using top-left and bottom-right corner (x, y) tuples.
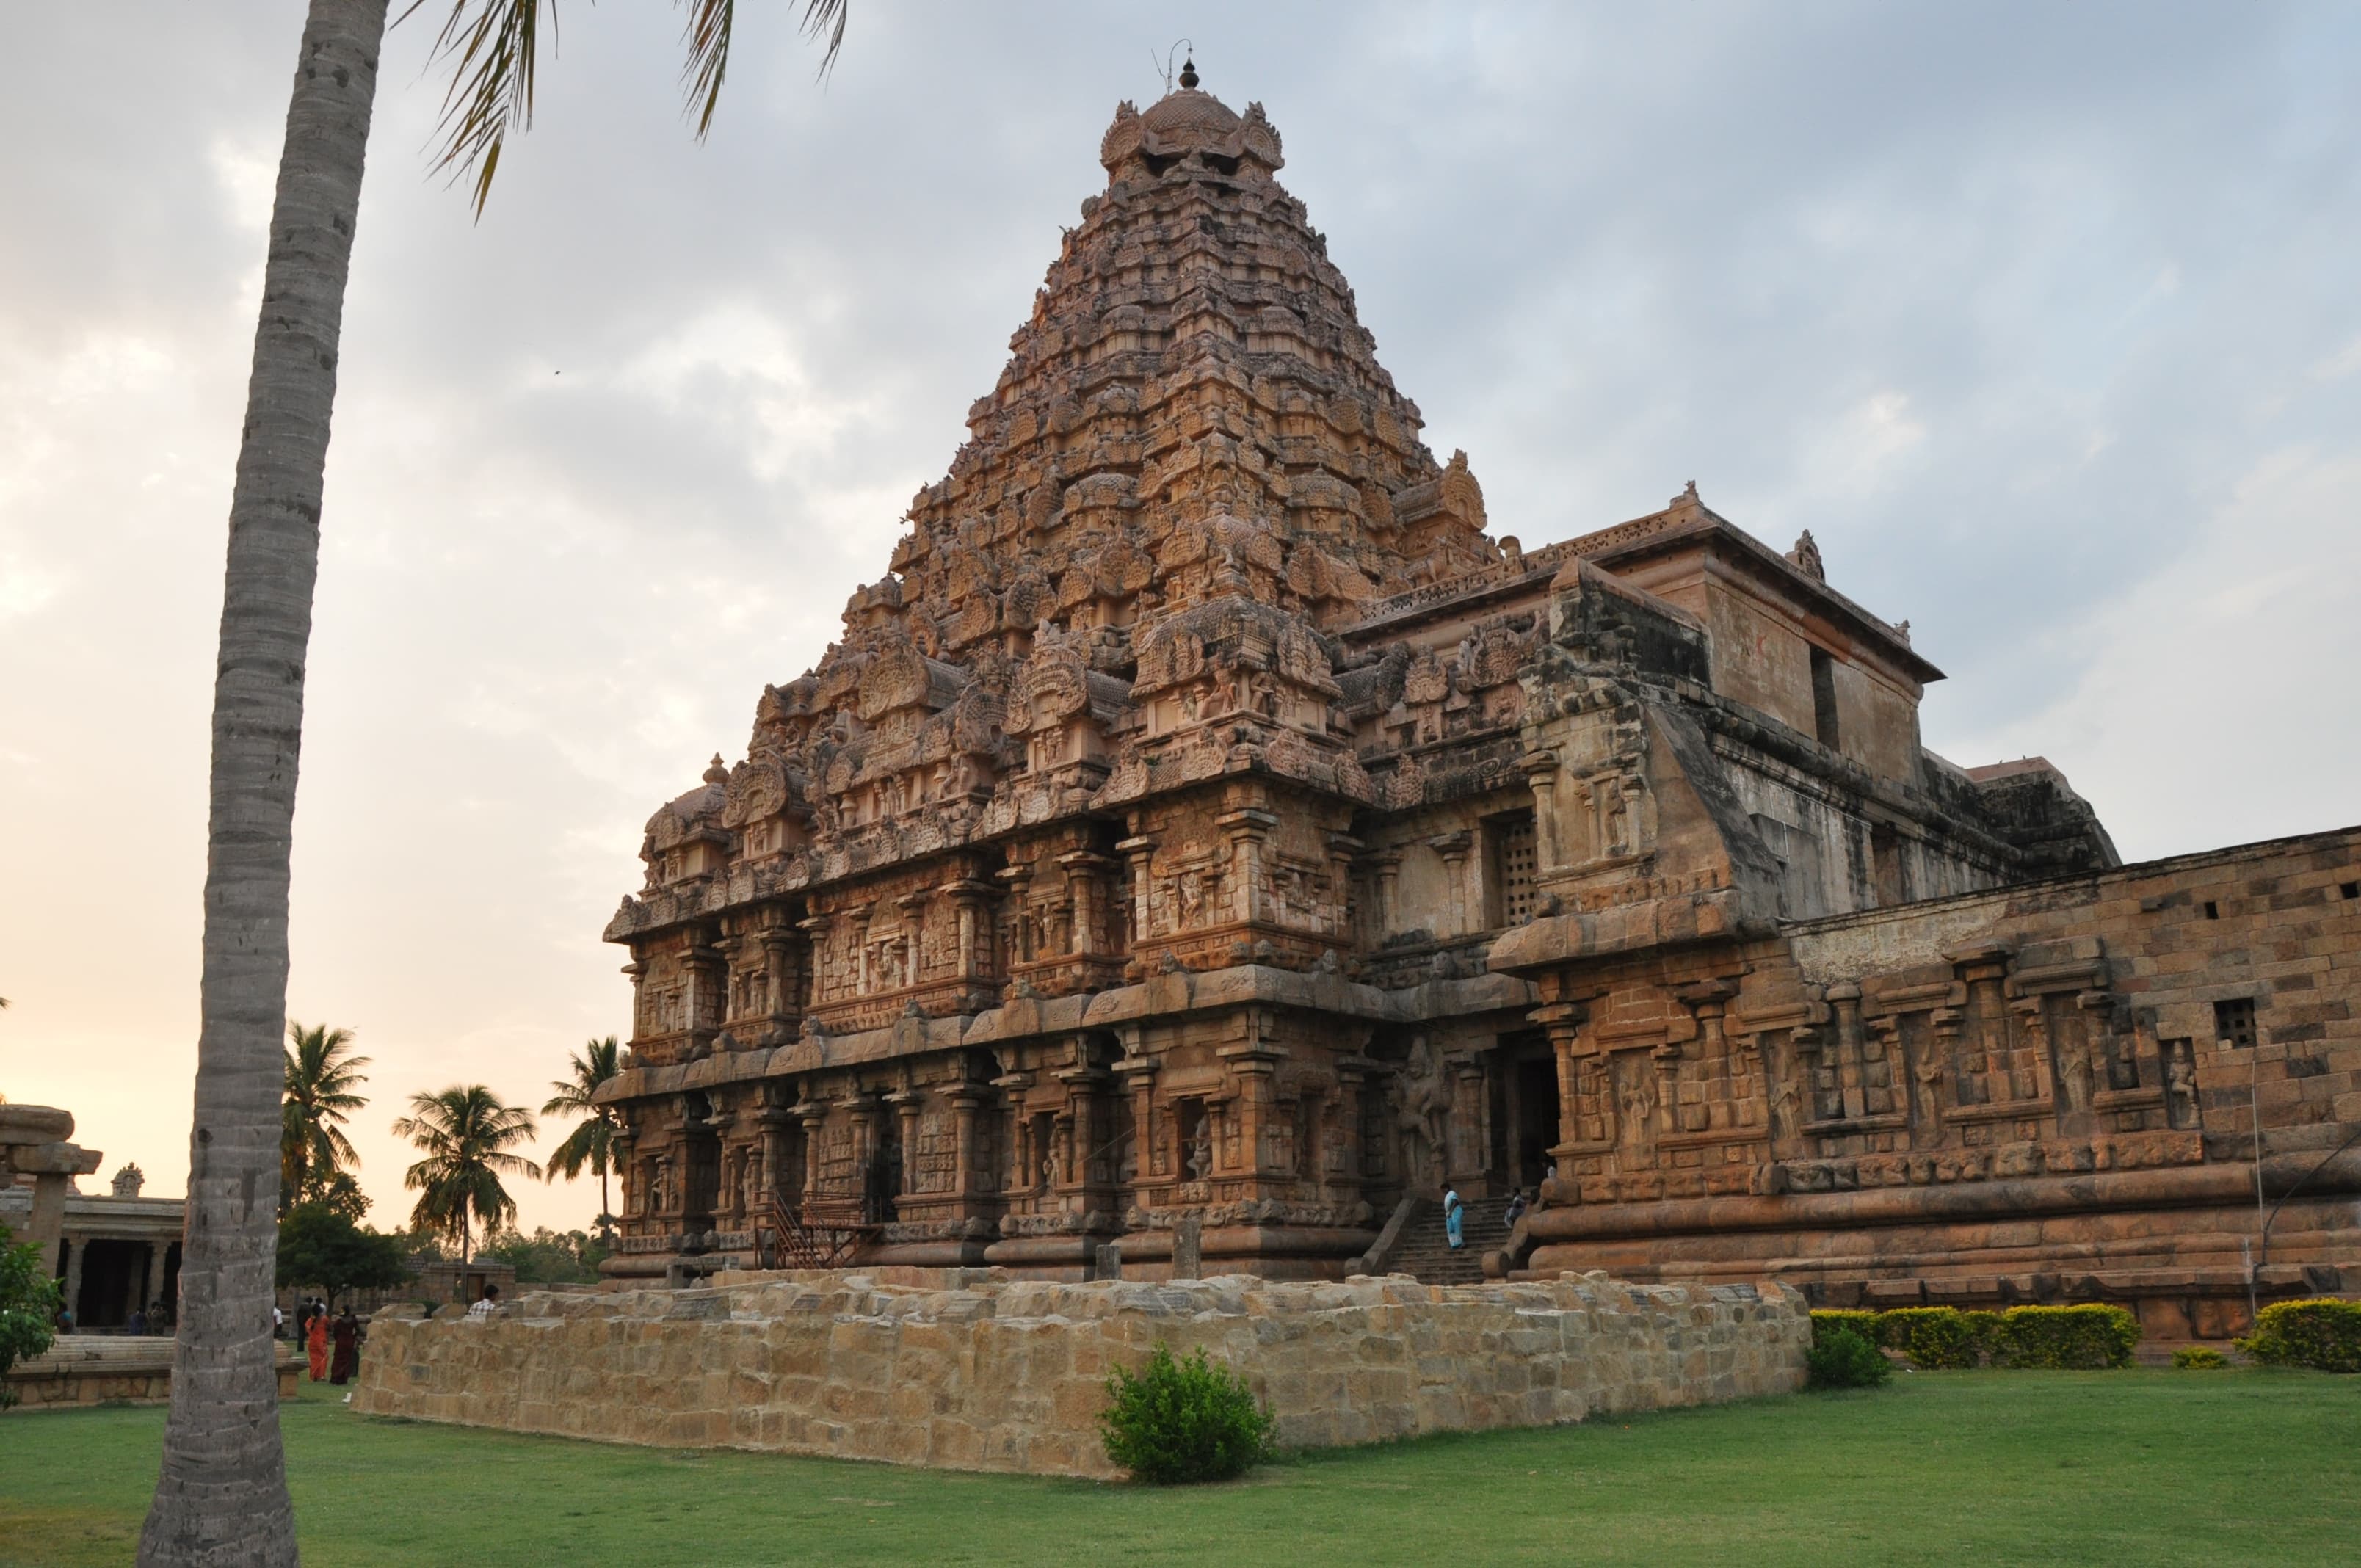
(1490, 812), (1539, 927)
(2213, 997), (2257, 1050)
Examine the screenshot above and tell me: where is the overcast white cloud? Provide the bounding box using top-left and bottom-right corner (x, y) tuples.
(2, 1), (2356, 1234)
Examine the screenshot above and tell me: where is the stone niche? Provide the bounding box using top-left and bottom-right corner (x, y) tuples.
(352, 1271), (1808, 1478)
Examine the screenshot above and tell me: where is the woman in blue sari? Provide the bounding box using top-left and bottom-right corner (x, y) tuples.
(1442, 1183), (1464, 1250)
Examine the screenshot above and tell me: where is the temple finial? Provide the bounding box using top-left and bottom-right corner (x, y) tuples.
(1178, 54), (1198, 90)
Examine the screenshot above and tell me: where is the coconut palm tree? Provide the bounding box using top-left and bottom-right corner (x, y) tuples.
(393, 1086), (543, 1263)
(542, 1036), (623, 1230)
(280, 1021), (371, 1211)
(145, 7), (843, 1559)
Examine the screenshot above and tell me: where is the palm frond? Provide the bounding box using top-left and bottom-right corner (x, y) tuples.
(416, 0), (553, 219)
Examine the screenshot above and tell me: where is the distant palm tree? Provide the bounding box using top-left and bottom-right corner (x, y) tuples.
(542, 1037), (623, 1230)
(393, 1086), (541, 1263)
(280, 1022), (371, 1211)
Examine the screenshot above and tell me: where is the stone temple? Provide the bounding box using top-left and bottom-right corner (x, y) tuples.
(597, 70), (2361, 1340)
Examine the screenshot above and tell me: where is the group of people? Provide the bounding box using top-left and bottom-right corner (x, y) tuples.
(1439, 1183), (1531, 1251)
(290, 1298), (364, 1384)
(49, 1299), (171, 1336)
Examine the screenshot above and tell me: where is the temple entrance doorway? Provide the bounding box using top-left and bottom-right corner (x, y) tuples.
(73, 1238), (147, 1329)
(1489, 1036), (1559, 1194)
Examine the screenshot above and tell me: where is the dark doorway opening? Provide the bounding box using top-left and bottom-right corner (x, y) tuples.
(74, 1238), (148, 1329)
(1514, 1056), (1559, 1191)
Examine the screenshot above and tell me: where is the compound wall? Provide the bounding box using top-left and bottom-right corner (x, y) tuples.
(352, 1271), (1807, 1478)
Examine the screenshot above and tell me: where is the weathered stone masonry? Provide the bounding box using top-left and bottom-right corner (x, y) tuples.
(352, 1273), (1810, 1478)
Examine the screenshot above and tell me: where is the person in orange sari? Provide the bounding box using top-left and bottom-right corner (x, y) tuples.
(305, 1304), (329, 1382)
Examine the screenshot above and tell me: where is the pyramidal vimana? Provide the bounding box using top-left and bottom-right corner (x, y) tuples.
(594, 68), (2361, 1337)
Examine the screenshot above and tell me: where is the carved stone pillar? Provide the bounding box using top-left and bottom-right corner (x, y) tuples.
(758, 925), (804, 1039)
(1117, 834), (1159, 943)
(1827, 982), (1865, 1120)
(949, 1084), (984, 1197)
(1216, 807), (1278, 927)
(621, 958), (648, 1043)
(1365, 851), (1401, 943)
(896, 890), (929, 988)
(888, 1090), (922, 1199)
(1115, 1044), (1158, 1184)
(946, 879), (994, 979)
(756, 1097), (792, 1208)
(683, 932), (724, 1042)
(793, 1097), (830, 1200)
(1433, 831), (1473, 937)
(795, 911), (833, 1006)
(1058, 850), (1117, 956)
(1531, 1001), (1589, 1186)
(1521, 749), (1563, 873)
(995, 865), (1034, 962)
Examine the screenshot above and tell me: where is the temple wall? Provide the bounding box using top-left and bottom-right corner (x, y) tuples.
(351, 1272), (1808, 1478)
(1516, 826), (2361, 1340)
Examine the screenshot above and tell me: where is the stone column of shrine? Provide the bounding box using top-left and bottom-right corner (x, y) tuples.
(887, 1089), (922, 1204)
(1367, 850), (1401, 943)
(759, 924), (805, 1041)
(795, 911), (833, 1009)
(1434, 832), (1473, 937)
(1117, 833), (1158, 950)
(756, 1091), (795, 1211)
(1218, 1021), (1285, 1186)
(792, 1097), (830, 1204)
(1531, 1001), (1588, 1189)
(1217, 806), (1278, 929)
(1521, 749), (1564, 874)
(1058, 849), (1117, 957)
(683, 929), (725, 1046)
(945, 878), (995, 981)
(1115, 1037), (1158, 1188)
(948, 1083), (985, 1202)
(897, 890), (930, 990)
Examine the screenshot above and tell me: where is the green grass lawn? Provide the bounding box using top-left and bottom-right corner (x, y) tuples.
(3, 1370), (2355, 1567)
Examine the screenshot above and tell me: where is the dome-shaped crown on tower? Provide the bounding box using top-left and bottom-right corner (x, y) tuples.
(1100, 62), (1283, 176)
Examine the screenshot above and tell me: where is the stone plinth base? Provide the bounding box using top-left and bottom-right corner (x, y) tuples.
(4, 1337), (302, 1410)
(352, 1271), (1809, 1478)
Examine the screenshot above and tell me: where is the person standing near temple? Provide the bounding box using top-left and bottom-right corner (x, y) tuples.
(1442, 1181), (1465, 1252)
(327, 1306), (362, 1385)
(305, 1303), (330, 1382)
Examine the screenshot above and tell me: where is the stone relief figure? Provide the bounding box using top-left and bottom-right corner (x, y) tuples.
(2053, 1013), (2095, 1116)
(1187, 1116), (1212, 1180)
(1614, 1059), (1657, 1161)
(1393, 1035), (1450, 1187)
(2165, 1042), (2201, 1129)
(1178, 868), (1205, 925)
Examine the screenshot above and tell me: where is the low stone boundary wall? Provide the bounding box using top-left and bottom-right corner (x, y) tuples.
(352, 1271), (1808, 1478)
(4, 1337), (302, 1410)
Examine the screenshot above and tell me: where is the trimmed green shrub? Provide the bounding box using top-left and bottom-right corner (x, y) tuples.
(1806, 1326), (1893, 1390)
(1810, 1310), (1880, 1348)
(2172, 1346), (2229, 1369)
(1993, 1304), (2141, 1369)
(2235, 1298), (2361, 1373)
(1876, 1307), (1997, 1370)
(1100, 1343), (1274, 1484)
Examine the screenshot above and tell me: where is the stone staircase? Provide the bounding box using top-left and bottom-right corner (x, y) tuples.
(1385, 1195), (1516, 1285)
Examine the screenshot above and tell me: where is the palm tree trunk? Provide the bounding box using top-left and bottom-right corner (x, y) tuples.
(140, 4), (388, 1563)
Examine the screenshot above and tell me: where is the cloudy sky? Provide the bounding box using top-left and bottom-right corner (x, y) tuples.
(3, 2), (2356, 1235)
